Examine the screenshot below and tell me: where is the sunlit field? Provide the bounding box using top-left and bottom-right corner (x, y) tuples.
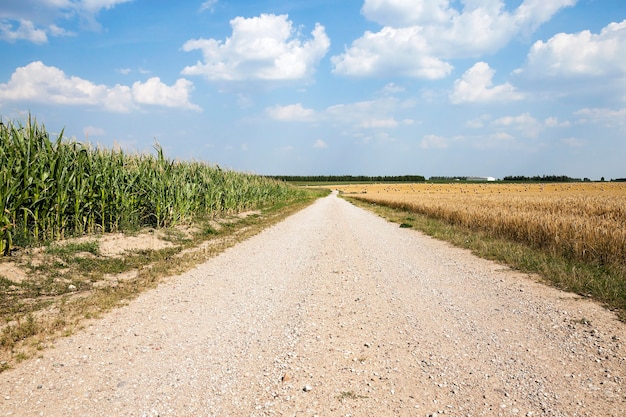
(336, 182), (626, 270)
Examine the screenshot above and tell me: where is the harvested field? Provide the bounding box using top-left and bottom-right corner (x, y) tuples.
(336, 182), (626, 269)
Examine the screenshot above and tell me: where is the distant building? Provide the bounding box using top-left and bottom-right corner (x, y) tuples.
(467, 176), (496, 181)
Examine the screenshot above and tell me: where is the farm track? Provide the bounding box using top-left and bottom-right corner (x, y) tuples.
(1, 191), (625, 416)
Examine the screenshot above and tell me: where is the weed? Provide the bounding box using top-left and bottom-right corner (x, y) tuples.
(337, 391), (368, 400)
(46, 240), (100, 258)
(0, 314), (39, 348)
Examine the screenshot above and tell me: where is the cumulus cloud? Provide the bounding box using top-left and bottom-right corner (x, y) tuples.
(331, 26), (454, 79)
(0, 61), (200, 112)
(0, 19), (48, 43)
(450, 62), (523, 104)
(132, 77), (200, 110)
(521, 20), (626, 78)
(181, 14), (330, 81)
(544, 117), (571, 128)
(0, 0), (131, 42)
(360, 118), (398, 128)
(420, 134), (448, 149)
(266, 103), (316, 121)
(575, 107), (626, 127)
(84, 125), (106, 137)
(361, 0), (454, 27)
(380, 82), (406, 95)
(492, 112), (542, 137)
(324, 97), (414, 125)
(332, 0), (576, 78)
(466, 114), (492, 129)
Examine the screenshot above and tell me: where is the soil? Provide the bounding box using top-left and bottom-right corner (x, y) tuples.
(0, 192), (624, 416)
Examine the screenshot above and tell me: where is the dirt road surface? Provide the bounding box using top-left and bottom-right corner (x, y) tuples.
(1, 192), (625, 416)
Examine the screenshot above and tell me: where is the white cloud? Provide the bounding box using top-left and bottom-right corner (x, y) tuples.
(492, 112), (542, 137)
(313, 139), (328, 149)
(77, 0), (133, 30)
(83, 125), (106, 137)
(0, 19), (48, 43)
(380, 82), (406, 95)
(360, 118), (398, 128)
(0, 0), (132, 42)
(493, 113), (534, 127)
(575, 107), (626, 127)
(266, 103), (316, 122)
(332, 0), (575, 78)
(450, 62), (523, 104)
(79, 0), (132, 13)
(490, 132), (515, 142)
(420, 134), (449, 149)
(48, 24), (73, 37)
(331, 26), (454, 79)
(199, 0), (218, 12)
(325, 97), (414, 122)
(182, 14), (330, 81)
(132, 77), (200, 111)
(544, 117), (570, 128)
(522, 20), (626, 78)
(0, 61), (199, 112)
(361, 0), (454, 27)
(466, 114), (492, 128)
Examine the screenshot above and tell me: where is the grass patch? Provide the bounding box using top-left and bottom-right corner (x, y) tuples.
(46, 240), (100, 258)
(0, 314), (38, 348)
(346, 196), (626, 321)
(337, 391), (368, 400)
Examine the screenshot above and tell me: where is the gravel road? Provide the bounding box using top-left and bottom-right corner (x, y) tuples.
(1, 192), (625, 416)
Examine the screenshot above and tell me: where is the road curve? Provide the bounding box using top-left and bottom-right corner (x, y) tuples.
(1, 192), (625, 416)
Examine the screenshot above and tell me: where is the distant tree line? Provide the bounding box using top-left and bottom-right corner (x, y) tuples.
(270, 175), (426, 183)
(503, 175), (582, 182)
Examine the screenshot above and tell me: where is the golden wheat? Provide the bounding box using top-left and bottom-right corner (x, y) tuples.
(336, 183), (626, 268)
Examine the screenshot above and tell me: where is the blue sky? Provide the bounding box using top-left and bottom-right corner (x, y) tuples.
(1, 0), (625, 179)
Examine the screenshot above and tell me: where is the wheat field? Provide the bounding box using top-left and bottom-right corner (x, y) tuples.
(336, 182), (626, 269)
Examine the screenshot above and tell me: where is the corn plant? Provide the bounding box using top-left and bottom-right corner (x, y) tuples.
(0, 114), (304, 255)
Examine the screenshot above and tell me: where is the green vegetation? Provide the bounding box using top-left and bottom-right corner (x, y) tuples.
(336, 391), (368, 400)
(1, 114), (304, 255)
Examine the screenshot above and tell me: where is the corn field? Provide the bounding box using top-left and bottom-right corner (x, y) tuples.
(337, 182), (626, 270)
(0, 115), (304, 255)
